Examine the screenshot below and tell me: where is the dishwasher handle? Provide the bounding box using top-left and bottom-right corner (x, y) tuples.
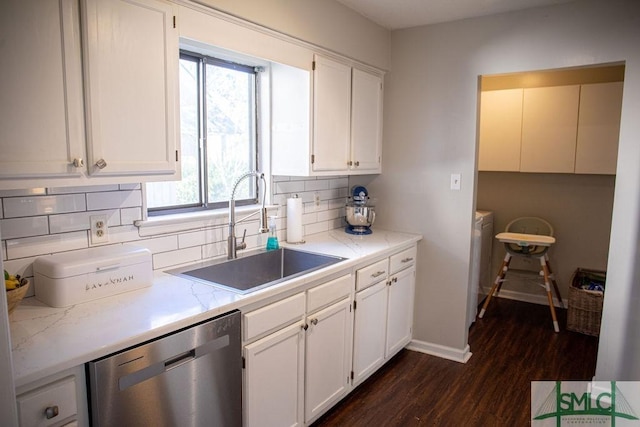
(117, 334), (231, 391)
(164, 349), (196, 371)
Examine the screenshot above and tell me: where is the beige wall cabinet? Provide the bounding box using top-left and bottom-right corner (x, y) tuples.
(575, 82), (624, 175)
(479, 83), (621, 175)
(520, 85), (580, 173)
(478, 89), (523, 172)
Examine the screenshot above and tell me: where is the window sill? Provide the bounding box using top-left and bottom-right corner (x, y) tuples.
(135, 204), (279, 237)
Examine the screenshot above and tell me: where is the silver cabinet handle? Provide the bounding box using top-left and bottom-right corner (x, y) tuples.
(401, 257), (414, 263)
(310, 318), (318, 326)
(371, 270), (386, 278)
(95, 158), (107, 169)
(71, 158), (84, 168)
(44, 405), (59, 419)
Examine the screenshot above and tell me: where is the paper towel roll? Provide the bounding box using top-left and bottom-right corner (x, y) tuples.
(287, 197), (304, 243)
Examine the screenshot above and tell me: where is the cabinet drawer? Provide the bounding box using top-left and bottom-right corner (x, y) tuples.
(356, 258), (388, 292)
(390, 246), (417, 274)
(17, 376), (77, 427)
(244, 293), (305, 341)
(307, 274), (352, 313)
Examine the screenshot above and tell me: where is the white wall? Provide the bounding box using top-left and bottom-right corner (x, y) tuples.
(363, 0), (640, 378)
(190, 0), (391, 70)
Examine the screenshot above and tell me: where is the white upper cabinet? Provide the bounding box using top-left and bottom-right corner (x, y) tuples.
(478, 89), (523, 172)
(82, 0), (179, 177)
(312, 55), (352, 173)
(0, 0), (85, 181)
(520, 85), (580, 173)
(575, 82), (623, 175)
(351, 68), (383, 174)
(0, 0), (179, 190)
(271, 55), (384, 177)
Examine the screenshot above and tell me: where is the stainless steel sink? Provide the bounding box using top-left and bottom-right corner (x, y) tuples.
(168, 248), (345, 294)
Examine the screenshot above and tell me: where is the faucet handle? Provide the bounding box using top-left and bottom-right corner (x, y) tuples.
(237, 229), (247, 251)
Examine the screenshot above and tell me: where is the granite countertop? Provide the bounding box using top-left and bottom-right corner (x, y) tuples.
(9, 229), (421, 388)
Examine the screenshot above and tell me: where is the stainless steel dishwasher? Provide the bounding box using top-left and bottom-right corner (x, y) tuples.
(88, 310), (241, 426)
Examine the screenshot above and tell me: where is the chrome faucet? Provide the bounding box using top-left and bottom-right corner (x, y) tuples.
(228, 171), (269, 259)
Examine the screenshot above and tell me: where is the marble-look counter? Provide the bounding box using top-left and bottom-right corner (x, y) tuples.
(9, 229), (421, 388)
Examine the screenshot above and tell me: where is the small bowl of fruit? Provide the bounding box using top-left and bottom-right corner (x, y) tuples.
(5, 270), (29, 315)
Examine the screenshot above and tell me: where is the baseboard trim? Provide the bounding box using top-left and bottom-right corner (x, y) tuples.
(407, 340), (472, 364)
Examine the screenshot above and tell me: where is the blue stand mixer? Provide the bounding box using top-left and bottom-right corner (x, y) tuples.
(345, 186), (376, 235)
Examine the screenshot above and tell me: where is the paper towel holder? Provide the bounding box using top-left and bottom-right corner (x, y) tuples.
(287, 194), (306, 244)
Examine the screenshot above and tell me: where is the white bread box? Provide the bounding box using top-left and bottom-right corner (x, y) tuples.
(34, 245), (152, 307)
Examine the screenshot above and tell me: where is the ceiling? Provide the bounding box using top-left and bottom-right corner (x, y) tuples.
(335, 0), (580, 30)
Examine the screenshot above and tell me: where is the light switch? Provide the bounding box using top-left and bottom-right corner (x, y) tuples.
(450, 173), (461, 190)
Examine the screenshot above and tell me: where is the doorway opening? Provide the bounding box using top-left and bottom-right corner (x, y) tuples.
(472, 62), (625, 335)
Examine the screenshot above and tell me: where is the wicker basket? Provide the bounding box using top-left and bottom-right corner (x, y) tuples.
(6, 280), (29, 315)
(567, 269), (605, 336)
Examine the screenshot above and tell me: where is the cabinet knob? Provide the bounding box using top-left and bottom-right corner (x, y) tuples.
(95, 158), (107, 169)
(302, 324), (308, 331)
(71, 158), (84, 168)
(354, 161), (360, 167)
(44, 405), (59, 419)
(310, 318), (318, 326)
(347, 160), (353, 166)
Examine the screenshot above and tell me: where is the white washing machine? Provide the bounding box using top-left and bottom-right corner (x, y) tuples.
(468, 210), (494, 328)
(476, 210), (494, 298)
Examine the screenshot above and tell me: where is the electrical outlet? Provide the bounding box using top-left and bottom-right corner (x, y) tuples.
(90, 214), (109, 244)
(314, 193), (321, 207)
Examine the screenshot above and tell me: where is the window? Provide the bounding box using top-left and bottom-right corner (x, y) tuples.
(146, 52), (259, 213)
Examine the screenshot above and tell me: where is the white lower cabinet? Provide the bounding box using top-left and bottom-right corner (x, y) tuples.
(243, 245), (417, 426)
(244, 321), (305, 427)
(243, 274), (353, 427)
(352, 245), (417, 386)
(352, 280), (387, 385)
(15, 365), (89, 427)
(305, 297), (353, 424)
(385, 267), (416, 356)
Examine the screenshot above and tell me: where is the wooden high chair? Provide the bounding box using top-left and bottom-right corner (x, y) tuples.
(478, 217), (563, 332)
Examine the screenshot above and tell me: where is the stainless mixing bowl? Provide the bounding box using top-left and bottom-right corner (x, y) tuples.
(345, 205), (376, 228)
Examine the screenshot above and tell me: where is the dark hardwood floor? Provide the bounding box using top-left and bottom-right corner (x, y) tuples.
(313, 298), (599, 427)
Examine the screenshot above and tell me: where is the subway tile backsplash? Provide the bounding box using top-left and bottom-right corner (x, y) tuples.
(0, 177), (349, 298)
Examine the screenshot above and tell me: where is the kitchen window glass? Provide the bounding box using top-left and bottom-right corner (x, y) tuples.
(146, 52), (259, 213)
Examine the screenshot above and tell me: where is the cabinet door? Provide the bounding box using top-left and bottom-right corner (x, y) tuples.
(351, 69), (383, 173)
(244, 322), (305, 427)
(0, 0), (85, 180)
(520, 85), (580, 173)
(353, 280), (387, 385)
(386, 267), (415, 357)
(305, 298), (353, 423)
(312, 55), (351, 173)
(575, 82), (623, 175)
(82, 0), (178, 177)
(478, 89), (523, 172)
